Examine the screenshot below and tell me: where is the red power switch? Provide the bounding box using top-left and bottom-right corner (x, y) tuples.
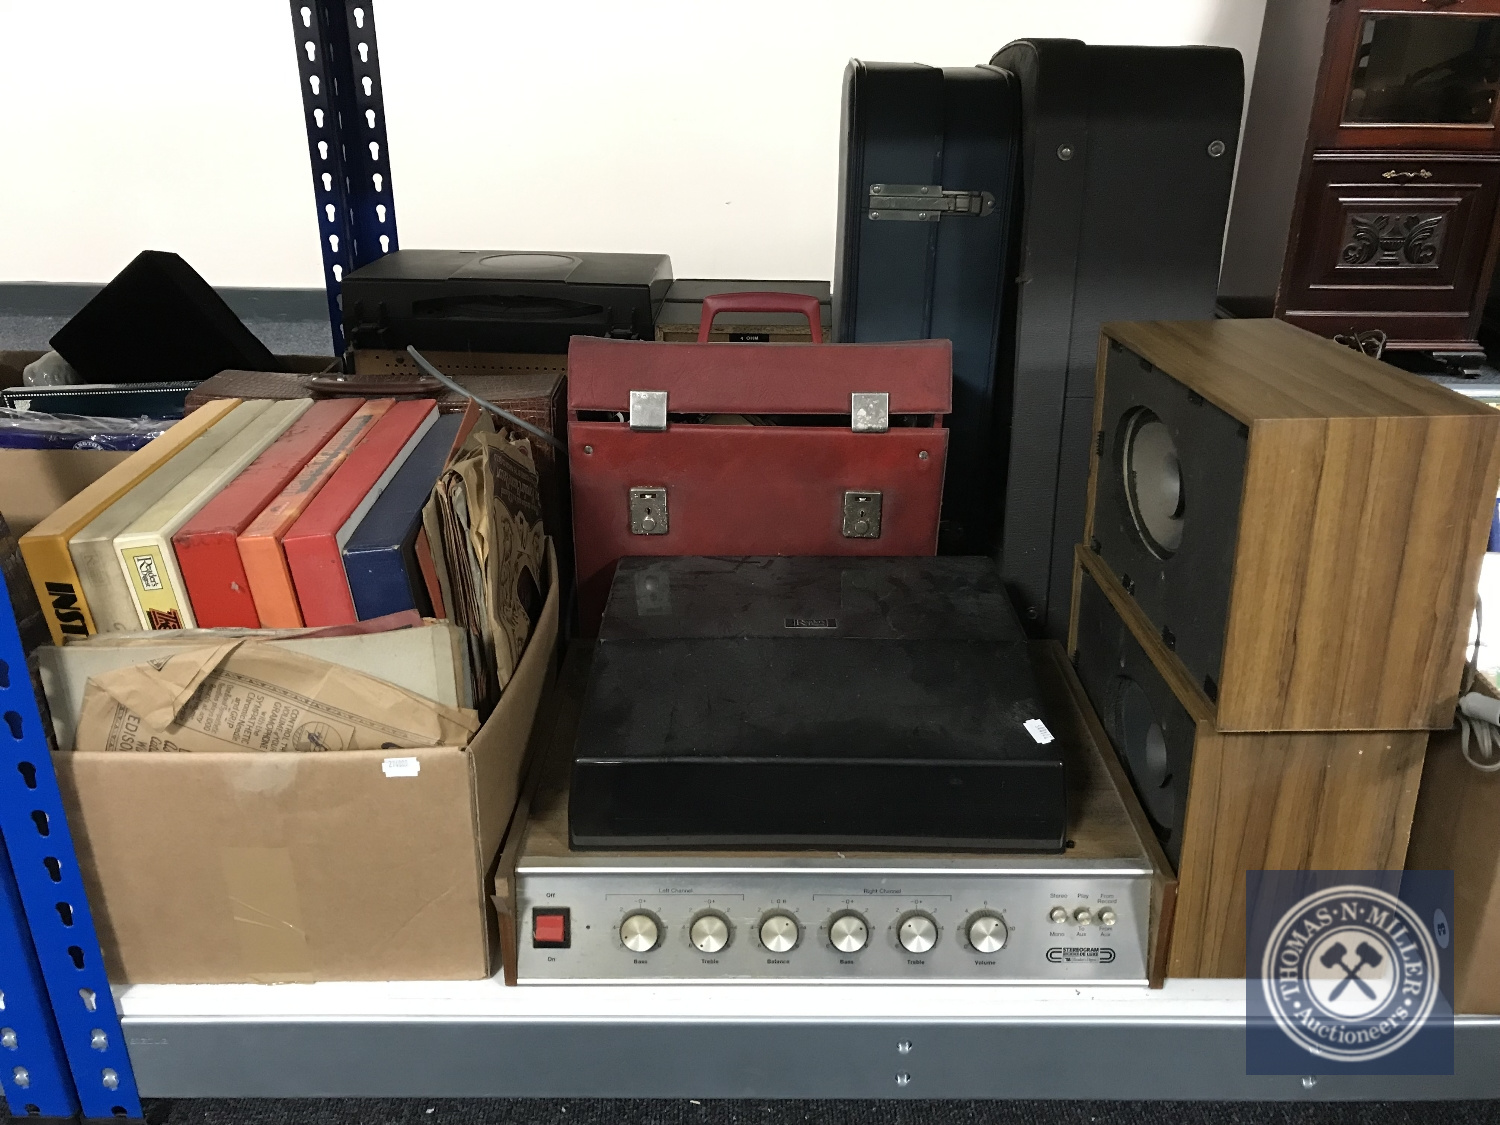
(533, 908), (570, 947)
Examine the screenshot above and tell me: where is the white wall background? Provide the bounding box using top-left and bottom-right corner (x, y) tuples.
(0, 0), (1266, 289)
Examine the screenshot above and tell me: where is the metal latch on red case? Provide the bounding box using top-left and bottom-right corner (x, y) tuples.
(629, 487), (669, 535)
(850, 392), (889, 433)
(628, 390), (668, 432)
(868, 183), (995, 221)
(842, 491), (882, 539)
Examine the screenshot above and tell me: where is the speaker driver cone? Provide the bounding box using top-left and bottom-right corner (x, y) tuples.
(1121, 408), (1184, 558)
(1115, 677), (1176, 837)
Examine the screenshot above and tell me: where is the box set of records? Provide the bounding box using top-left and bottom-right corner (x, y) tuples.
(22, 394), (478, 639)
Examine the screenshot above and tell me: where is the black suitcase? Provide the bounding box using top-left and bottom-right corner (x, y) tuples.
(833, 62), (1020, 555)
(992, 40), (1243, 638)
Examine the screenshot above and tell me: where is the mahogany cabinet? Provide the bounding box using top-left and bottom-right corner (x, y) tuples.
(1276, 0), (1500, 356)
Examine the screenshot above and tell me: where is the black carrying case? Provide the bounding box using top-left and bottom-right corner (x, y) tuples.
(833, 62), (1020, 556)
(992, 40), (1243, 638)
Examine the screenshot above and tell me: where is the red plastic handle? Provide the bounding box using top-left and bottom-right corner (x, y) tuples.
(697, 291), (824, 343)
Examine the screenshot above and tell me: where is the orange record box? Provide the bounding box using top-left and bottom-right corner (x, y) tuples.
(237, 398), (393, 627)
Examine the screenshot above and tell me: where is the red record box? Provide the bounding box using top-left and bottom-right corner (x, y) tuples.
(567, 335), (952, 632)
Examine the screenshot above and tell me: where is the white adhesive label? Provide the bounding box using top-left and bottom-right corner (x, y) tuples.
(1023, 719), (1055, 745)
(382, 757), (421, 778)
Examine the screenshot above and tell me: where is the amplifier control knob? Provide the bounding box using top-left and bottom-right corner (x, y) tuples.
(620, 913), (660, 953)
(967, 913), (1008, 954)
(898, 912), (938, 954)
(690, 913), (730, 953)
(760, 914), (800, 953)
(1074, 907), (1093, 926)
(829, 912), (868, 953)
(1048, 907), (1069, 924)
(1098, 908), (1117, 928)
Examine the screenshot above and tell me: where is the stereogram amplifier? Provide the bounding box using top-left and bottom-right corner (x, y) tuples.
(510, 638), (1171, 985)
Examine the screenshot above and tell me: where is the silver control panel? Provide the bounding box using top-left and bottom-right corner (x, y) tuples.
(516, 862), (1152, 984)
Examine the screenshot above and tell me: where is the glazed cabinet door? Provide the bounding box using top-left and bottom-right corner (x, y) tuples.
(1313, 0), (1500, 152)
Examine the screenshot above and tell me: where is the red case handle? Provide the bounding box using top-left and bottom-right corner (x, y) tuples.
(697, 292), (824, 343)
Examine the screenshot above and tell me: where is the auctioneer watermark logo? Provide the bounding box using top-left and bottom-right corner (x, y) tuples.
(1246, 871), (1454, 1075)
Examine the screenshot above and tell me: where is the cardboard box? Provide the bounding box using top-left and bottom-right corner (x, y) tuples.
(53, 551), (559, 984)
(1406, 676), (1500, 1014)
(0, 448), (132, 538)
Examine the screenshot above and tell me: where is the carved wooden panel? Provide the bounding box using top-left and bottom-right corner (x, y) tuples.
(1277, 153), (1500, 346)
(1339, 211), (1445, 267)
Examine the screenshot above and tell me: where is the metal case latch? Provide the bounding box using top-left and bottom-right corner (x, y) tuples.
(842, 491), (882, 538)
(868, 184), (995, 222)
(629, 390), (668, 431)
(851, 392), (889, 434)
(629, 487), (669, 535)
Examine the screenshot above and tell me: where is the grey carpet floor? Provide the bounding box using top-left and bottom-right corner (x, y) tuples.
(144, 1099), (1500, 1125)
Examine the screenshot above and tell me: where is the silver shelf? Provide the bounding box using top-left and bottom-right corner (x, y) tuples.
(118, 978), (1500, 1100)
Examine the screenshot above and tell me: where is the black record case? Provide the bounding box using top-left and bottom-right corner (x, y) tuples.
(568, 556), (1067, 851)
(991, 40), (1242, 639)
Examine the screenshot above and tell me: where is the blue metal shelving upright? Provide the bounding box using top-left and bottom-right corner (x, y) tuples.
(0, 833), (78, 1120)
(0, 567), (140, 1121)
(290, 0), (401, 355)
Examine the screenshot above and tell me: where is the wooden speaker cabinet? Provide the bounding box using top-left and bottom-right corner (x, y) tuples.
(1084, 318), (1500, 732)
(1071, 549), (1427, 978)
(1276, 0), (1500, 357)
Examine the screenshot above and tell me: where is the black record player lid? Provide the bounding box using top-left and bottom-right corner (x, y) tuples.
(601, 555), (1026, 642)
(581, 557), (1060, 767)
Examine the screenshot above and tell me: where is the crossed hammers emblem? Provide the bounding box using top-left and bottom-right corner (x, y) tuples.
(1320, 940), (1384, 1001)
